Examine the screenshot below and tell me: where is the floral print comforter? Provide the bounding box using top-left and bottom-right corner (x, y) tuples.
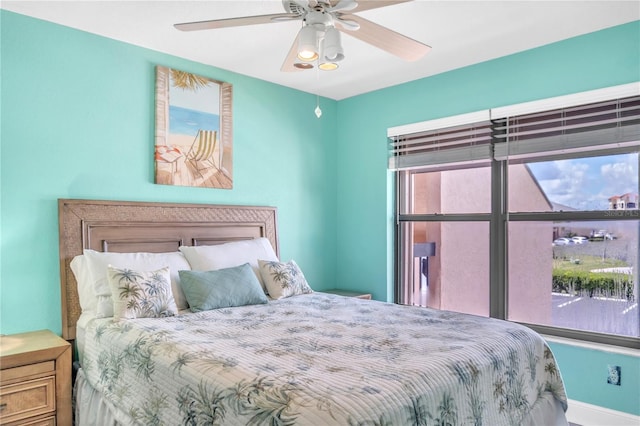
(80, 293), (567, 425)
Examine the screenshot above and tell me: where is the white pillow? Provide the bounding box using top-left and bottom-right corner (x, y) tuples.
(179, 238), (278, 293)
(84, 249), (191, 317)
(70, 254), (97, 315)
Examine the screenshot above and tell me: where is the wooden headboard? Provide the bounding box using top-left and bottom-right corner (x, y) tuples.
(58, 199), (278, 341)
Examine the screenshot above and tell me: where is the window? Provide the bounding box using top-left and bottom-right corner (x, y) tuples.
(507, 154), (638, 339)
(391, 84), (640, 348)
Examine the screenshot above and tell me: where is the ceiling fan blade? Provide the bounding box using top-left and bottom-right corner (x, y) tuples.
(175, 13), (300, 31)
(281, 34), (305, 72)
(350, 0), (413, 13)
(337, 14), (431, 61)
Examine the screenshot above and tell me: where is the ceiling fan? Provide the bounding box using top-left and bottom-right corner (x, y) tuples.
(174, 0), (431, 72)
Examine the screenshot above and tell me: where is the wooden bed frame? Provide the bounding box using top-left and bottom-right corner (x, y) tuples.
(58, 199), (278, 341)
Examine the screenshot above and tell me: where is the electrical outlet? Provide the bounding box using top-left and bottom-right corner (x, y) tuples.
(607, 365), (621, 386)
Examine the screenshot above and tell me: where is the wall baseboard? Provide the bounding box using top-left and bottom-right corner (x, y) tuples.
(566, 399), (640, 426)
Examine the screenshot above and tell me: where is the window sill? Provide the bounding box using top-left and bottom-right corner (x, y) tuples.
(543, 334), (640, 357)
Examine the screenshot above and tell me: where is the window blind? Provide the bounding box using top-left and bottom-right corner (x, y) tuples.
(388, 84), (640, 170)
(493, 95), (640, 160)
(388, 118), (493, 170)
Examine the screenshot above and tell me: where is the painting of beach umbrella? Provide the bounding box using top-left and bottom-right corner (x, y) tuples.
(154, 66), (233, 189)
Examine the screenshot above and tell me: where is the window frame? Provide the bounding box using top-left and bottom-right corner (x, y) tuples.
(396, 150), (639, 349)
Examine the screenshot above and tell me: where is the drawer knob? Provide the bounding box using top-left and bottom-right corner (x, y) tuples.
(0, 402), (7, 411)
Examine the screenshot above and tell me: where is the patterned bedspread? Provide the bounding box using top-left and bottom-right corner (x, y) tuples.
(80, 293), (567, 425)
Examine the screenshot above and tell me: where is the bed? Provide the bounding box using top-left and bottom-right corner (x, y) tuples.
(59, 199), (569, 426)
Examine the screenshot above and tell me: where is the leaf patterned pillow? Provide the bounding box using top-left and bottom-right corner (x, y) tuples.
(258, 259), (313, 299)
(107, 265), (178, 320)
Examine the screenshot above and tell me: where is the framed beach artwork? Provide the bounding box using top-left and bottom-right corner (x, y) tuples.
(154, 66), (233, 189)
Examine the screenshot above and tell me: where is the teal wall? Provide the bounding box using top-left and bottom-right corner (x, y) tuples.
(1, 9), (638, 416)
(335, 21), (640, 415)
(0, 10), (338, 335)
(548, 342), (640, 416)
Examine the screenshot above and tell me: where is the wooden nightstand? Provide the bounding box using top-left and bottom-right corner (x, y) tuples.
(324, 289), (372, 300)
(0, 330), (72, 426)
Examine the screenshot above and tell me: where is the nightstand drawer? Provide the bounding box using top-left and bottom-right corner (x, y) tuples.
(1, 362), (55, 383)
(6, 416), (56, 426)
(7, 416), (56, 426)
(0, 376), (56, 424)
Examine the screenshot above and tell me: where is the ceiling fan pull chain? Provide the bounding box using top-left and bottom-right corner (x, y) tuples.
(315, 65), (322, 118)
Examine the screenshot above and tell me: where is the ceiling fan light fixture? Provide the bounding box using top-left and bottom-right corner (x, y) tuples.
(318, 61), (338, 71)
(297, 25), (319, 61)
(322, 26), (344, 62)
(298, 49), (319, 61)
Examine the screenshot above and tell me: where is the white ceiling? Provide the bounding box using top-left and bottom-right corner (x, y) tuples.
(2, 1), (638, 100)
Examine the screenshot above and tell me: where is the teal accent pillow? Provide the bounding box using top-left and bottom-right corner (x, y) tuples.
(179, 263), (268, 312)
